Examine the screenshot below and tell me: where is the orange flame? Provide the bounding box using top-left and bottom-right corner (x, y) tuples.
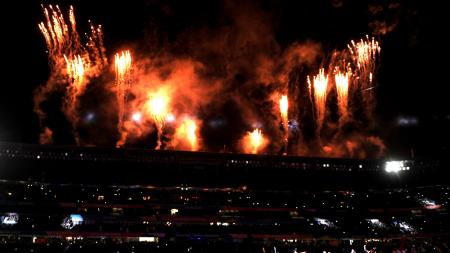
(146, 88), (170, 149)
(279, 95), (288, 122)
(308, 68), (329, 130)
(279, 94), (289, 154)
(114, 50), (132, 131)
(243, 129), (267, 154)
(173, 118), (200, 151)
(147, 90), (170, 125)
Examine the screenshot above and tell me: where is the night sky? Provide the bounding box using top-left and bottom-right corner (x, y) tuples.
(0, 0), (449, 158)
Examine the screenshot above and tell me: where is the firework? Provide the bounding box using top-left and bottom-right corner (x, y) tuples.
(279, 95), (288, 154)
(173, 118), (200, 151)
(243, 129), (267, 154)
(35, 4), (385, 158)
(146, 89), (170, 149)
(308, 68), (329, 131)
(36, 5), (107, 144)
(334, 69), (351, 120)
(348, 35), (380, 74)
(348, 36), (380, 117)
(114, 50), (132, 132)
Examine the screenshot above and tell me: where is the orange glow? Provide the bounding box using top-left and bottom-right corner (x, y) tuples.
(114, 50), (132, 131)
(146, 90), (170, 125)
(173, 118), (200, 151)
(243, 129), (267, 154)
(279, 94), (289, 154)
(146, 89), (170, 149)
(308, 68), (329, 130)
(279, 95), (288, 120)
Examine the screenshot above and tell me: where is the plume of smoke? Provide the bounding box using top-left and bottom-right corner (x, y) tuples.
(167, 117), (201, 151)
(322, 134), (386, 158)
(34, 1), (386, 159)
(39, 127), (53, 145)
(115, 57), (220, 149)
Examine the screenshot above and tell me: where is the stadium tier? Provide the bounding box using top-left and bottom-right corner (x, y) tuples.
(0, 142), (449, 252)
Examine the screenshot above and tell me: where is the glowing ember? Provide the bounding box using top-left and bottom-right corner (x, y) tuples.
(173, 118), (200, 151)
(114, 50), (132, 131)
(308, 68), (329, 130)
(334, 69), (350, 120)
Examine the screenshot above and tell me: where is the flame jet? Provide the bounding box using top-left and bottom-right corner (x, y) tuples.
(146, 89), (170, 149)
(308, 68), (329, 133)
(114, 50), (132, 135)
(172, 118), (200, 151)
(279, 95), (289, 154)
(242, 129), (267, 154)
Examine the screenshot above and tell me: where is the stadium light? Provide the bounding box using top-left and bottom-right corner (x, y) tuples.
(385, 160), (409, 173)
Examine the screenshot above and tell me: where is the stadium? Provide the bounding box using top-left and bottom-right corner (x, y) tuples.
(1, 0), (450, 252)
(1, 142), (449, 252)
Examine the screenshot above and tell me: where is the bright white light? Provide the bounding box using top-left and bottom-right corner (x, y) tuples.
(366, 218), (385, 228)
(166, 114), (175, 123)
(61, 214), (84, 230)
(314, 218), (335, 228)
(1, 213), (19, 225)
(85, 112), (95, 122)
(393, 219), (416, 233)
(418, 198), (441, 210)
(131, 112), (142, 122)
(170, 208), (178, 215)
(385, 161), (406, 173)
(139, 237), (156, 242)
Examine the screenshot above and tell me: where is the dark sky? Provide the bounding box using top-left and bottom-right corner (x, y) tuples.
(0, 0), (449, 158)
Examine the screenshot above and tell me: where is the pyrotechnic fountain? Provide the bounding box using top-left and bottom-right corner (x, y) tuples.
(146, 89), (170, 149)
(35, 5), (383, 158)
(279, 95), (289, 155)
(308, 68), (329, 134)
(36, 5), (106, 144)
(334, 69), (351, 122)
(114, 50), (132, 137)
